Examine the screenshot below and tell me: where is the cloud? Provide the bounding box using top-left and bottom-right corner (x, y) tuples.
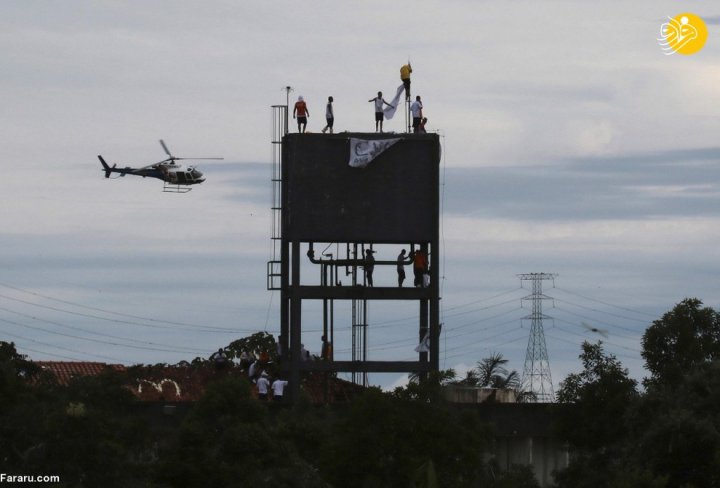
(441, 145), (720, 221)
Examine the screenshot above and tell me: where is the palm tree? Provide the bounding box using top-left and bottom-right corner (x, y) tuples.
(476, 352), (519, 389)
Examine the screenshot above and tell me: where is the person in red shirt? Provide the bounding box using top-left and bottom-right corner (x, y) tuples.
(293, 96), (309, 133)
(411, 248), (428, 287)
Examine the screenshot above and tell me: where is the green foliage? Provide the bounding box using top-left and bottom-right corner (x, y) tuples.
(555, 299), (720, 488)
(6, 300), (720, 488)
(484, 462), (542, 488)
(156, 376), (327, 487)
(225, 331), (277, 362)
(554, 341), (639, 488)
(627, 360), (720, 487)
(641, 298), (720, 387)
(0, 341), (39, 408)
(395, 369), (457, 402)
(1, 368), (149, 487)
(320, 387), (490, 487)
(475, 352), (520, 389)
(450, 353), (523, 403)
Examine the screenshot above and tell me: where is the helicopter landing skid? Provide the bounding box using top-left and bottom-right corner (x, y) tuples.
(163, 182), (192, 193)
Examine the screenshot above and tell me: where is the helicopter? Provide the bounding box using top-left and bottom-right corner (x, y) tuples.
(581, 322), (609, 338)
(98, 140), (223, 193)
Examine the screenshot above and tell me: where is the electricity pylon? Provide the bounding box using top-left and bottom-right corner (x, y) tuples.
(518, 273), (556, 403)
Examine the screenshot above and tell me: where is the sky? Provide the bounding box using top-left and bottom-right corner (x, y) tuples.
(1, 1), (719, 393)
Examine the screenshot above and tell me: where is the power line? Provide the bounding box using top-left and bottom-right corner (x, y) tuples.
(552, 301), (648, 335)
(0, 290), (247, 334)
(0, 316), (207, 355)
(442, 287), (523, 313)
(552, 325), (642, 354)
(0, 305), (201, 354)
(553, 286), (659, 319)
(1, 328), (127, 362)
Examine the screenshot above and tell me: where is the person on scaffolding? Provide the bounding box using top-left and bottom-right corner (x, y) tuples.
(364, 249), (376, 286)
(400, 62), (412, 100)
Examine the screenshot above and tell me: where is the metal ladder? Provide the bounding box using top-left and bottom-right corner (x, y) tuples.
(267, 104), (286, 290)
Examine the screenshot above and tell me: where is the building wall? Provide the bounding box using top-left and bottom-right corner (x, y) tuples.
(494, 436), (568, 487)
(446, 390), (569, 487)
(283, 132), (440, 243)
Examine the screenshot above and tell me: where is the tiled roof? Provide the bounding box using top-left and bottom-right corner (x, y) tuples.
(31, 361), (365, 404)
(128, 365), (221, 402)
(35, 361), (127, 386)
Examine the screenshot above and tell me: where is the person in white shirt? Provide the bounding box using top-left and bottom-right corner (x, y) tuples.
(256, 372), (270, 401)
(271, 378), (289, 401)
(368, 91), (394, 132)
(322, 96), (334, 134)
(410, 96), (423, 133)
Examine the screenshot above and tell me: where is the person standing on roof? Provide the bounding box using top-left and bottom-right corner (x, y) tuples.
(410, 96), (423, 133)
(293, 96), (309, 133)
(418, 117), (428, 133)
(400, 62), (412, 100)
(322, 96), (334, 134)
(369, 91), (394, 132)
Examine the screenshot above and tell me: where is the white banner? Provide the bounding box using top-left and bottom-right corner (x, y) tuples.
(383, 84), (405, 120)
(348, 138), (401, 168)
(414, 331), (430, 353)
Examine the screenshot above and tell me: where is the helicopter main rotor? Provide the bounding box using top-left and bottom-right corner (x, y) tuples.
(157, 139), (223, 165)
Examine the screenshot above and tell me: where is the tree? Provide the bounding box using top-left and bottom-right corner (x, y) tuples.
(0, 341), (39, 408)
(225, 331), (277, 362)
(451, 353), (526, 402)
(554, 341), (639, 488)
(156, 376), (326, 487)
(1, 366), (149, 487)
(475, 352), (520, 389)
(641, 298), (720, 386)
(321, 387), (490, 487)
(395, 369), (457, 402)
(626, 360), (720, 487)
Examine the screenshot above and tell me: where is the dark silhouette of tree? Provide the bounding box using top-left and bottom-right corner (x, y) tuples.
(476, 352), (521, 389)
(156, 376), (326, 487)
(451, 353), (529, 402)
(641, 298), (720, 387)
(321, 387), (490, 487)
(400, 369), (457, 402)
(554, 341), (639, 488)
(226, 331), (277, 363)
